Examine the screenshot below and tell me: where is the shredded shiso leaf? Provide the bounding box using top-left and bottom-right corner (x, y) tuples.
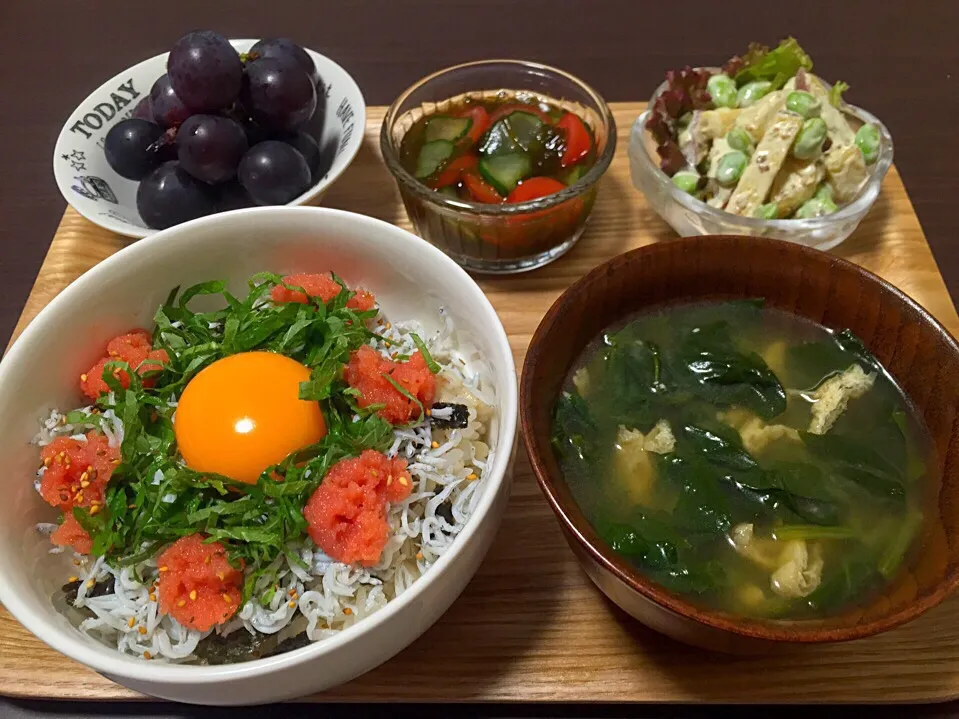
(410, 333), (441, 374)
(72, 273), (394, 602)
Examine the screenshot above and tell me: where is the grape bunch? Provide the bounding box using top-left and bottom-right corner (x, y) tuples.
(103, 32), (326, 230)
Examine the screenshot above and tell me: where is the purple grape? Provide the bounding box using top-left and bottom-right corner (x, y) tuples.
(241, 58), (316, 133)
(177, 114), (248, 184)
(280, 132), (320, 178)
(238, 141), (311, 205)
(168, 30), (243, 112)
(131, 97), (153, 122)
(149, 74), (191, 128)
(137, 161), (217, 229)
(104, 119), (164, 181)
(242, 121), (273, 147)
(248, 38), (318, 84)
(216, 181), (255, 212)
(303, 100), (326, 141)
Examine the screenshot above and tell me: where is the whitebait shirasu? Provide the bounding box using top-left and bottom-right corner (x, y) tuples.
(33, 309), (497, 662)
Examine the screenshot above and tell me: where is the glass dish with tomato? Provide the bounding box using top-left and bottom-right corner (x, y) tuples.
(381, 60), (616, 274)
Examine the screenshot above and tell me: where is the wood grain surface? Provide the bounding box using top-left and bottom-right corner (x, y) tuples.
(2, 103), (958, 704)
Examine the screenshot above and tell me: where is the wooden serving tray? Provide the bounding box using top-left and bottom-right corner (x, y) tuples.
(3, 103), (959, 704)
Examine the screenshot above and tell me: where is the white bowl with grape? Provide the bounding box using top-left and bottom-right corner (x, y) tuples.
(53, 32), (366, 238)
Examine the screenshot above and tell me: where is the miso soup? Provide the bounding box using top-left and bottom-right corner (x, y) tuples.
(552, 300), (932, 619)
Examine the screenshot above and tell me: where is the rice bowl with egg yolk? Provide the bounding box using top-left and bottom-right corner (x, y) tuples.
(32, 271), (498, 663)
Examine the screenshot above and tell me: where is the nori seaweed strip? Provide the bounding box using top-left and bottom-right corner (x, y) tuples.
(430, 402), (469, 429)
(436, 500), (455, 524)
(60, 577), (114, 604)
(266, 632), (313, 657)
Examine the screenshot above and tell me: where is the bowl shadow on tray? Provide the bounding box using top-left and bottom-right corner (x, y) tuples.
(317, 458), (566, 700)
(321, 136), (406, 223)
(578, 556), (959, 703)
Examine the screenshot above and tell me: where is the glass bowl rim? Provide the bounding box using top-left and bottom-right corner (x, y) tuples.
(380, 58), (617, 216)
(630, 71), (894, 229)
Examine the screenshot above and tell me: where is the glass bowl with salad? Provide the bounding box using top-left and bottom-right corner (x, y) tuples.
(629, 39), (893, 251)
(381, 60), (616, 273)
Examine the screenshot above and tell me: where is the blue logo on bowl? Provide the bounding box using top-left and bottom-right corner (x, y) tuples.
(72, 176), (118, 204)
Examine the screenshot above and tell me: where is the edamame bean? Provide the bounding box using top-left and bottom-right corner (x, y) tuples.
(813, 183), (833, 201)
(785, 90), (822, 118)
(707, 74), (738, 109)
(726, 127), (754, 154)
(855, 123), (881, 164)
(753, 203), (779, 220)
(792, 117), (828, 160)
(671, 170), (701, 194)
(736, 81), (773, 108)
(795, 196), (840, 219)
(716, 151), (748, 187)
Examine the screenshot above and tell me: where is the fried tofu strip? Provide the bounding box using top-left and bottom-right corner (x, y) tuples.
(726, 111), (804, 217)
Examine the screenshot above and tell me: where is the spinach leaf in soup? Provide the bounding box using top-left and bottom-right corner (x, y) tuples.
(680, 424), (758, 472)
(600, 514), (681, 570)
(672, 425), (841, 527)
(674, 321), (787, 420)
(785, 328), (880, 389)
(597, 511), (725, 595)
(552, 390), (596, 462)
(659, 453), (732, 534)
(800, 431), (905, 502)
(839, 403), (926, 485)
(806, 557), (881, 612)
(594, 332), (665, 430)
(723, 477), (841, 526)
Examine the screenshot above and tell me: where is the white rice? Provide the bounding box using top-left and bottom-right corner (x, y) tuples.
(35, 309), (496, 663)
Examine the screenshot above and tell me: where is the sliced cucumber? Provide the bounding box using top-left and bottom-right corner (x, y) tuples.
(479, 120), (514, 156)
(478, 153), (533, 195)
(414, 140), (455, 179)
(424, 116), (472, 143)
(562, 164), (588, 185)
(479, 111), (545, 156)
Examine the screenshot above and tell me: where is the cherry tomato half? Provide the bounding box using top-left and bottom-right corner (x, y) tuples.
(506, 177), (567, 203)
(430, 155), (478, 188)
(463, 172), (504, 204)
(557, 113), (591, 167)
(457, 105), (491, 145)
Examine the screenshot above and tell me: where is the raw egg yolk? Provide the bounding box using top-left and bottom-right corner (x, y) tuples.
(174, 352), (326, 484)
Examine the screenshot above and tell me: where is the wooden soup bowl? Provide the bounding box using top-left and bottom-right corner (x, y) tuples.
(520, 235), (959, 653)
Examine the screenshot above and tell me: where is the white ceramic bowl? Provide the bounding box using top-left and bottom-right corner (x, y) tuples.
(0, 207), (517, 705)
(53, 40), (366, 238)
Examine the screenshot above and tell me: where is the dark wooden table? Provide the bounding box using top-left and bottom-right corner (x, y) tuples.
(2, 0), (959, 714)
